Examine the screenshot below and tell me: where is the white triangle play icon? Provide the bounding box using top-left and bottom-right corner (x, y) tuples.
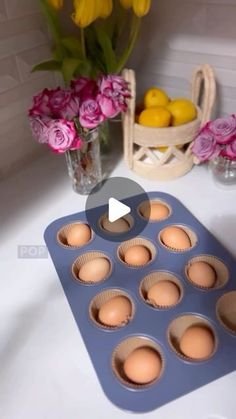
(108, 198), (131, 223)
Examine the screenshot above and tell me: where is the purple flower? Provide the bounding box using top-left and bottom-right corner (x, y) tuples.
(46, 119), (82, 153)
(30, 117), (49, 143)
(97, 75), (130, 118)
(208, 115), (236, 144)
(79, 99), (105, 129)
(192, 131), (221, 162)
(71, 77), (98, 101)
(221, 139), (236, 160)
(29, 89), (51, 117)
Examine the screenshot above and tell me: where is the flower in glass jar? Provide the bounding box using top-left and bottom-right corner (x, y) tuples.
(29, 89), (51, 117)
(71, 78), (98, 101)
(30, 117), (49, 144)
(208, 115), (236, 144)
(79, 99), (105, 129)
(221, 139), (236, 160)
(192, 130), (221, 162)
(119, 0), (152, 16)
(72, 0), (113, 28)
(97, 75), (130, 118)
(47, 0), (63, 10)
(46, 119), (82, 153)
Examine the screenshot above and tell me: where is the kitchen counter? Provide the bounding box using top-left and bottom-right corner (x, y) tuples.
(1, 151), (236, 419)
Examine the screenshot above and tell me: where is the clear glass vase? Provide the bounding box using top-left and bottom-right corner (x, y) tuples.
(65, 127), (103, 195)
(210, 156), (236, 187)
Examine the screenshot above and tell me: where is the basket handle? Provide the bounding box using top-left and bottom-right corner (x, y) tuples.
(122, 69), (136, 169)
(191, 64), (216, 127)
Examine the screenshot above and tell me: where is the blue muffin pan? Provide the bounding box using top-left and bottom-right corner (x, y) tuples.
(44, 192), (236, 413)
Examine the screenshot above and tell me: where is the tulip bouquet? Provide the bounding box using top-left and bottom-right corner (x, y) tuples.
(34, 0), (152, 83)
(192, 115), (236, 162)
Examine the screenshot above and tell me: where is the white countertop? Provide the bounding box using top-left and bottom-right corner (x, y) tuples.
(0, 150), (236, 419)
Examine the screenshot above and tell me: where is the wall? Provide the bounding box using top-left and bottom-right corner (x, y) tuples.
(131, 0), (236, 117)
(0, 0), (56, 179)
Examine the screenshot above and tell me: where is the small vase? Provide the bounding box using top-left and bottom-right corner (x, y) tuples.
(210, 156), (236, 187)
(65, 127), (103, 195)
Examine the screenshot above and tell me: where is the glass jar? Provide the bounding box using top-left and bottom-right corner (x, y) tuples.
(65, 127), (103, 195)
(210, 156), (236, 187)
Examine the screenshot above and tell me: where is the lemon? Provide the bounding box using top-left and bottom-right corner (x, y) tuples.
(138, 107), (171, 128)
(167, 99), (197, 126)
(144, 87), (169, 109)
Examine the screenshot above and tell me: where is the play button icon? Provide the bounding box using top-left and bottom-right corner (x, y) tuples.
(108, 198), (131, 222)
(85, 177), (150, 242)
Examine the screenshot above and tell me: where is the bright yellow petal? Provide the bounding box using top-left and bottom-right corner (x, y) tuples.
(99, 0), (113, 18)
(72, 0), (97, 28)
(119, 0), (133, 9)
(132, 0), (151, 17)
(47, 0), (63, 10)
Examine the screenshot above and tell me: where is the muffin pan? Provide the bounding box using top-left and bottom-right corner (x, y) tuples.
(44, 192), (236, 413)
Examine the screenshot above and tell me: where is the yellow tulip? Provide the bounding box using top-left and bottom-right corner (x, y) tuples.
(47, 0), (63, 10)
(99, 0), (113, 18)
(119, 0), (133, 8)
(72, 0), (97, 28)
(132, 0), (151, 17)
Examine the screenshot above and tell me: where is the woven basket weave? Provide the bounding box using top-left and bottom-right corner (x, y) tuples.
(122, 64), (216, 180)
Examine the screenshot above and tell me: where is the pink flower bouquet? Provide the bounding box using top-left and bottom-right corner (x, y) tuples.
(192, 115), (236, 162)
(29, 75), (130, 154)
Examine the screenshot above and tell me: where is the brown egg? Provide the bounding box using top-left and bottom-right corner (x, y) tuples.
(142, 202), (170, 221)
(98, 296), (132, 327)
(161, 226), (191, 250)
(147, 280), (180, 307)
(188, 261), (216, 288)
(102, 217), (130, 234)
(180, 325), (215, 360)
(66, 224), (91, 247)
(124, 245), (151, 266)
(78, 257), (110, 283)
(124, 347), (162, 384)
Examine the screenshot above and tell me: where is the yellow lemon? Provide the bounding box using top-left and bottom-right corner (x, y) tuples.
(138, 107), (171, 128)
(167, 99), (197, 126)
(144, 87), (169, 109)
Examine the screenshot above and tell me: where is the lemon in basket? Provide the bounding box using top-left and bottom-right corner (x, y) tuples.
(167, 99), (197, 126)
(144, 87), (170, 109)
(139, 107), (171, 128)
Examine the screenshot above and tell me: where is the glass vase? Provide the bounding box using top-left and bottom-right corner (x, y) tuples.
(65, 127), (103, 195)
(210, 156), (236, 187)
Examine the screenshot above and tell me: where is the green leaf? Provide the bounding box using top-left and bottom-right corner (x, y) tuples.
(52, 47), (64, 62)
(61, 36), (83, 59)
(85, 27), (106, 74)
(95, 26), (117, 73)
(32, 60), (62, 72)
(62, 58), (82, 84)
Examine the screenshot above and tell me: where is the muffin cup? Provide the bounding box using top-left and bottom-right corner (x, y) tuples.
(138, 199), (171, 222)
(158, 225), (198, 252)
(139, 271), (183, 309)
(111, 336), (165, 389)
(72, 251), (112, 285)
(167, 314), (218, 362)
(216, 291), (236, 335)
(57, 221), (93, 249)
(185, 255), (229, 290)
(99, 213), (134, 235)
(117, 238), (156, 268)
(89, 289), (135, 330)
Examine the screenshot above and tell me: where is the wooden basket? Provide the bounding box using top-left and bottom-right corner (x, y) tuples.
(122, 65), (216, 180)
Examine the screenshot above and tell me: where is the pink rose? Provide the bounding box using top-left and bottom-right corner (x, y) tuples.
(30, 117), (49, 143)
(71, 77), (98, 101)
(192, 131), (221, 162)
(99, 75), (130, 98)
(29, 89), (51, 117)
(79, 99), (105, 129)
(48, 88), (71, 117)
(97, 75), (130, 118)
(208, 115), (236, 144)
(46, 119), (82, 153)
(221, 139), (236, 160)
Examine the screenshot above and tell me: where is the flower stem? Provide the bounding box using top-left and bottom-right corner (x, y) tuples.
(116, 14), (141, 74)
(80, 28), (86, 59)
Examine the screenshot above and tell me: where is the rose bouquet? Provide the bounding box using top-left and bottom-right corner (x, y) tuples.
(192, 115), (236, 162)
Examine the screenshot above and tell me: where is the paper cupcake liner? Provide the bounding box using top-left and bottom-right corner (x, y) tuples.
(89, 289), (135, 330)
(98, 213), (133, 235)
(111, 336), (165, 389)
(216, 291), (236, 335)
(138, 199), (172, 222)
(185, 255), (229, 290)
(57, 221), (93, 249)
(158, 225), (198, 253)
(71, 251), (112, 285)
(167, 314), (218, 362)
(117, 237), (156, 268)
(139, 271), (183, 309)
